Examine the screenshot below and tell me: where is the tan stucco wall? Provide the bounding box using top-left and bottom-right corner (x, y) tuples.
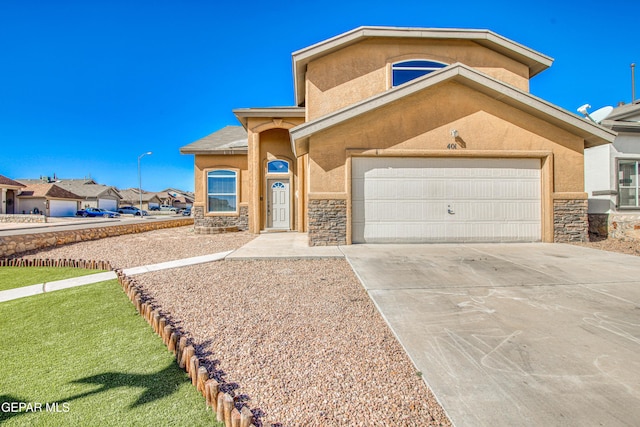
(307, 81), (584, 195)
(244, 117), (306, 233)
(305, 39), (530, 120)
(257, 128), (297, 230)
(193, 154), (249, 210)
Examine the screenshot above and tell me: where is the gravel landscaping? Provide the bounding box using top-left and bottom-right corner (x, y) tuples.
(18, 226), (255, 269)
(16, 226), (452, 426)
(572, 236), (640, 257)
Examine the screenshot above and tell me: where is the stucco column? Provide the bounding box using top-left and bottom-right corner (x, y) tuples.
(1, 188), (6, 214)
(249, 131), (261, 233)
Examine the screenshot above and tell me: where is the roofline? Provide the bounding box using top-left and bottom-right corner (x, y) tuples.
(233, 107), (305, 129)
(0, 183), (25, 190)
(290, 63), (615, 157)
(601, 119), (640, 133)
(604, 102), (640, 121)
(179, 147), (248, 155)
(292, 26), (554, 106)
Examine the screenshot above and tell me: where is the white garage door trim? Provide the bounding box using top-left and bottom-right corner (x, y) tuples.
(352, 157), (541, 243)
(98, 198), (117, 211)
(50, 200), (78, 217)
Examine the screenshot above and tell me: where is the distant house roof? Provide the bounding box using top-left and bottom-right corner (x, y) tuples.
(118, 188), (162, 204)
(17, 183), (82, 200)
(161, 187), (194, 196)
(18, 177), (98, 185)
(179, 126), (248, 154)
(0, 175), (25, 189)
(53, 181), (121, 199)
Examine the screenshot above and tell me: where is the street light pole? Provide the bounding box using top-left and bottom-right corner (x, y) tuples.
(138, 151), (152, 215)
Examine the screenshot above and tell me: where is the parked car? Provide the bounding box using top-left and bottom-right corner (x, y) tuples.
(159, 205), (177, 212)
(149, 206), (160, 211)
(117, 206), (148, 216)
(182, 207), (192, 216)
(76, 207), (121, 218)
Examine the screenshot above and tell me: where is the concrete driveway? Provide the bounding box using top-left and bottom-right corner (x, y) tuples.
(341, 243), (640, 426)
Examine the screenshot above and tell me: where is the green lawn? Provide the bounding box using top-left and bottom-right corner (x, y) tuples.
(0, 276), (221, 427)
(0, 267), (105, 292)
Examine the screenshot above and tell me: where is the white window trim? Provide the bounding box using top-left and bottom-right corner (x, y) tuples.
(617, 159), (640, 209)
(391, 59), (448, 87)
(266, 159), (290, 175)
(205, 168), (239, 215)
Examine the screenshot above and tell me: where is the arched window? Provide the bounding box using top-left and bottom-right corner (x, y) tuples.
(392, 60), (447, 87)
(267, 160), (289, 174)
(206, 169), (237, 213)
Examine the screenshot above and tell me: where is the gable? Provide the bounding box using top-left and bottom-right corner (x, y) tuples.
(0, 175), (25, 189)
(293, 26), (553, 106)
(291, 63), (615, 157)
(305, 38), (533, 119)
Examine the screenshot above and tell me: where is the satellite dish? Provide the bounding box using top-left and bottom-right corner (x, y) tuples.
(590, 106), (614, 123)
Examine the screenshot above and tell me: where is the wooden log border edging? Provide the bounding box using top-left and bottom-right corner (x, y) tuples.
(2, 257), (259, 426)
(116, 270), (257, 427)
(0, 257), (112, 270)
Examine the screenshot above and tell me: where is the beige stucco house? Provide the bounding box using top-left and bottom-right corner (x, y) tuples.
(118, 188), (163, 211)
(0, 175), (25, 214)
(181, 26), (616, 245)
(15, 183), (82, 217)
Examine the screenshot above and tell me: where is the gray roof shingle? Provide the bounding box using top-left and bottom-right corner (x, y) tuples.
(180, 126), (248, 154)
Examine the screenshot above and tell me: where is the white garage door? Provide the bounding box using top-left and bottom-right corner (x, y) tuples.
(49, 200), (78, 217)
(352, 157), (541, 243)
(99, 199), (117, 211)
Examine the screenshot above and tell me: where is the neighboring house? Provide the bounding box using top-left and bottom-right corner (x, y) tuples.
(118, 188), (163, 210)
(0, 175), (26, 214)
(180, 26), (615, 245)
(157, 188), (194, 209)
(19, 178), (123, 211)
(584, 100), (640, 237)
(15, 183), (82, 217)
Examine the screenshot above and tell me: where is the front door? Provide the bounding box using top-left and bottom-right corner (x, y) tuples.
(267, 179), (290, 229)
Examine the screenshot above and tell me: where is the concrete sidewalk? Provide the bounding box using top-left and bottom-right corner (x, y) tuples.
(226, 232), (343, 259)
(1, 232), (341, 302)
(0, 250), (233, 303)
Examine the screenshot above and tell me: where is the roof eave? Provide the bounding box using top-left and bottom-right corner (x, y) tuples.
(180, 148), (248, 155)
(601, 119), (640, 133)
(233, 107), (305, 129)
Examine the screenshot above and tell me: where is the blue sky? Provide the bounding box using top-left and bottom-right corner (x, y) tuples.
(1, 0), (637, 192)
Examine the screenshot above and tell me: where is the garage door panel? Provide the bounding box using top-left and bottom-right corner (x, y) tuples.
(99, 199), (117, 211)
(50, 200), (78, 217)
(352, 157), (541, 243)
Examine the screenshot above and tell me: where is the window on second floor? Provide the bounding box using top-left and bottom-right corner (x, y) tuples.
(392, 60), (447, 87)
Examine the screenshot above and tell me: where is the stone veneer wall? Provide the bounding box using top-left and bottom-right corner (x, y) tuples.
(0, 218), (193, 258)
(308, 199), (346, 246)
(193, 205), (248, 234)
(553, 199), (588, 243)
(588, 213), (640, 240)
(0, 214), (46, 223)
